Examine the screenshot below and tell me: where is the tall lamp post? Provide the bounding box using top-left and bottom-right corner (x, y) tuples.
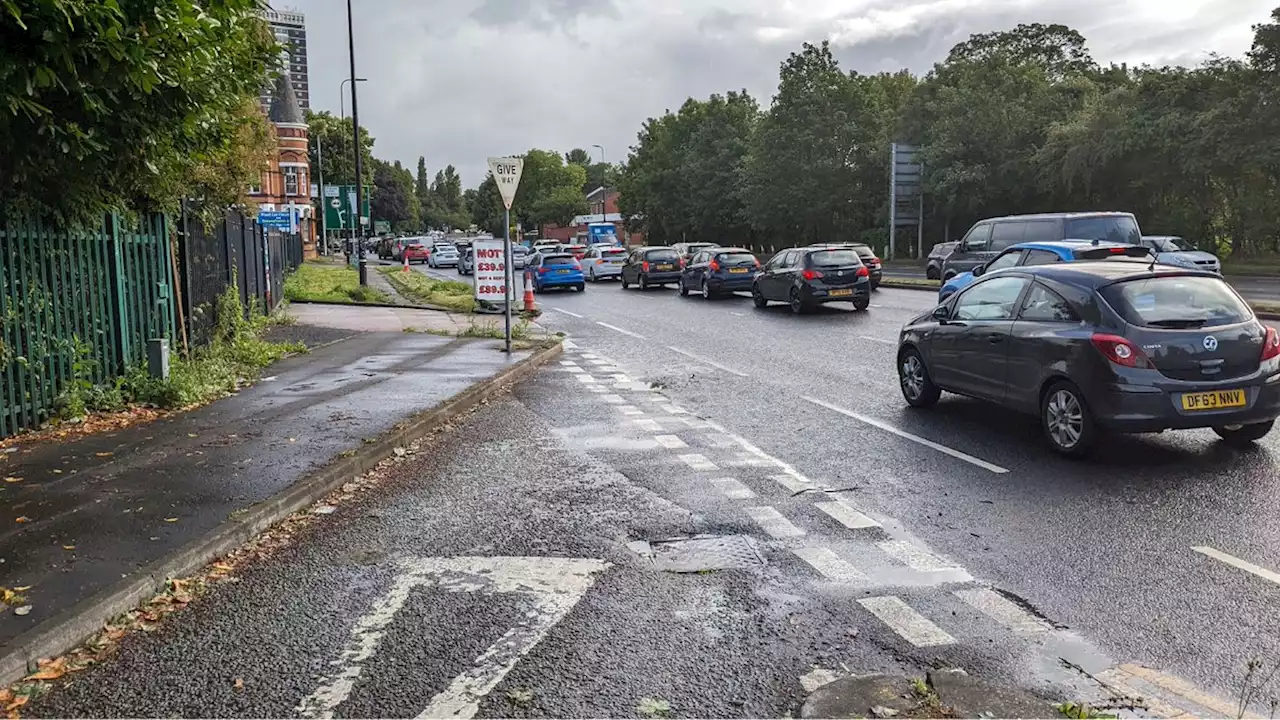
(345, 0), (368, 286)
(339, 77), (366, 121)
(591, 144), (607, 220)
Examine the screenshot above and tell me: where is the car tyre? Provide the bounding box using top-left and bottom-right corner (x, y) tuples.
(752, 284), (768, 309)
(702, 279), (712, 300)
(588, 267), (596, 282)
(575, 283), (586, 293)
(639, 275), (649, 291)
(622, 275), (630, 290)
(1213, 421), (1274, 447)
(853, 296), (870, 311)
(789, 288), (807, 315)
(926, 267), (940, 280)
(679, 278), (689, 297)
(898, 348), (940, 408)
(1041, 380), (1097, 458)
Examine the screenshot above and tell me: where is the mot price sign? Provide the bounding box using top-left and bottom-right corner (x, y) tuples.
(472, 238), (508, 303)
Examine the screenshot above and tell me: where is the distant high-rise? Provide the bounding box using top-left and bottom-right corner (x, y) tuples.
(262, 8), (309, 110)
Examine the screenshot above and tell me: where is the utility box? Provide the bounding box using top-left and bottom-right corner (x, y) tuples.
(147, 338), (170, 380)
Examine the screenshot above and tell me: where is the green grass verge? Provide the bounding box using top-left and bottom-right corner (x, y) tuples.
(379, 266), (476, 312)
(881, 277), (941, 288)
(284, 261), (391, 304)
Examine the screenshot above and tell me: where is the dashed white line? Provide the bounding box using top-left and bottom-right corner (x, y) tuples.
(770, 473), (820, 494)
(601, 394), (625, 404)
(702, 433), (739, 448)
(878, 539), (961, 572)
(667, 346), (749, 377)
(953, 588), (1051, 635)
(1192, 545), (1280, 586)
(654, 434), (688, 449)
(596, 321), (646, 339)
(648, 395), (670, 403)
(634, 419), (663, 432)
(857, 596), (955, 647)
(858, 336), (896, 346)
(585, 386), (607, 393)
(793, 547), (866, 581)
(678, 453), (719, 471)
(580, 353), (598, 359)
(588, 359), (611, 366)
(745, 506), (806, 538)
(801, 396), (1008, 474)
(611, 373), (632, 382)
(563, 340), (578, 349)
(551, 307), (584, 318)
(659, 404), (689, 415)
(559, 360), (578, 366)
(563, 366), (585, 374)
(709, 477), (756, 500)
(619, 407), (645, 416)
(815, 501), (880, 529)
(575, 374), (597, 384)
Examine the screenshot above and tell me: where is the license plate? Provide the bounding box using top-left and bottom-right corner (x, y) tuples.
(556, 269), (571, 274)
(1181, 389), (1246, 411)
(656, 264), (674, 271)
(729, 268), (749, 274)
(830, 288), (853, 297)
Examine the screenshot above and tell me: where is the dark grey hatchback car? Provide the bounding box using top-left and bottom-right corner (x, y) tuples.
(897, 262), (1280, 456)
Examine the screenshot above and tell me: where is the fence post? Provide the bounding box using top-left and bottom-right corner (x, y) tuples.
(105, 212), (131, 372)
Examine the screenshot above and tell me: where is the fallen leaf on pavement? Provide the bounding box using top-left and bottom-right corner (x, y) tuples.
(94, 452), (113, 458)
(51, 469), (62, 474)
(234, 677), (244, 690)
(25, 660), (65, 681)
(13, 586), (30, 592)
(393, 447), (406, 456)
(187, 433), (198, 438)
(288, 437), (296, 442)
(164, 517), (178, 523)
(0, 690), (12, 706)
(6, 694), (29, 711)
(3, 477), (20, 483)
(13, 517), (28, 524)
(14, 606), (31, 616)
(62, 545), (74, 551)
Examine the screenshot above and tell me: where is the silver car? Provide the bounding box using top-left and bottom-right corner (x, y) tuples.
(429, 243), (459, 268)
(582, 245), (627, 281)
(1141, 235), (1220, 274)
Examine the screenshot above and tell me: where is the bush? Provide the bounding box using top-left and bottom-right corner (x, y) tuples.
(379, 267), (475, 312)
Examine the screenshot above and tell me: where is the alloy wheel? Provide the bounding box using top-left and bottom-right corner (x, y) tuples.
(1046, 389), (1083, 449)
(901, 355), (925, 400)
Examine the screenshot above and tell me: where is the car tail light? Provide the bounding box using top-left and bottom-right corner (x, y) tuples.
(679, 258), (686, 268)
(709, 259), (721, 272)
(1091, 333), (1152, 369)
(596, 259), (605, 264)
(572, 261), (582, 270)
(801, 269), (823, 281)
(754, 258), (761, 268)
(1262, 327), (1280, 362)
(871, 256), (881, 265)
(642, 261), (650, 272)
(538, 267), (549, 275)
(856, 266), (870, 278)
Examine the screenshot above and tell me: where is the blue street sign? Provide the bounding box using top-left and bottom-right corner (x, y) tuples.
(259, 211), (292, 230)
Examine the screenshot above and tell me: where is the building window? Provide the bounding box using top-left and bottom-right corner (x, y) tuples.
(248, 182), (262, 195)
(284, 166), (300, 196)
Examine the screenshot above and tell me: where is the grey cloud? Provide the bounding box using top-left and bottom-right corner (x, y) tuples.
(470, 0), (618, 29)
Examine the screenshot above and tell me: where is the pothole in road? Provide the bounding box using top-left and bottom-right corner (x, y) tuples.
(629, 534), (765, 573)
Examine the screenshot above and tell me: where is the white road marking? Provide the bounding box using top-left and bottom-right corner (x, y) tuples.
(709, 477), (756, 500)
(580, 353), (598, 359)
(1117, 664), (1240, 719)
(681, 418), (712, 429)
(678, 453), (719, 471)
(745, 506), (806, 538)
(559, 360), (578, 366)
(601, 394), (625, 404)
(596, 321), (646, 339)
(799, 667), (841, 692)
(1192, 545), (1280, 586)
(870, 304), (883, 308)
(654, 434), (688, 449)
(298, 556), (609, 719)
(954, 588), (1051, 635)
(660, 404), (689, 415)
(770, 473), (820, 494)
(563, 366), (585, 374)
(702, 433), (739, 448)
(878, 539), (961, 573)
(857, 596), (956, 647)
(801, 397), (1008, 474)
(666, 346), (749, 377)
(620, 407), (645, 416)
(551, 307), (584, 318)
(648, 395), (670, 403)
(634, 419), (663, 432)
(588, 359), (611, 366)
(563, 340), (578, 349)
(611, 373), (631, 382)
(858, 336), (896, 346)
(703, 419), (819, 496)
(575, 374), (597, 384)
(585, 386), (607, 393)
(730, 311), (746, 317)
(793, 547), (866, 581)
(815, 501), (880, 529)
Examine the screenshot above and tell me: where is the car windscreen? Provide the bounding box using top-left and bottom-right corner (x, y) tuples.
(848, 245), (875, 259)
(809, 249), (861, 267)
(1149, 237), (1184, 252)
(688, 244), (717, 252)
(1065, 216), (1142, 245)
(645, 249), (679, 261)
(716, 252), (756, 265)
(602, 248), (627, 257)
(1101, 276), (1252, 329)
(542, 254), (574, 265)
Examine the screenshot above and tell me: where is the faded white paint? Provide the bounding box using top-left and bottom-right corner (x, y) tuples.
(953, 588), (1051, 635)
(595, 321), (646, 339)
(709, 477), (756, 500)
(878, 539), (962, 573)
(660, 404), (690, 415)
(793, 546), (866, 581)
(678, 453), (719, 471)
(858, 596), (956, 647)
(575, 374), (597, 384)
(297, 556), (608, 720)
(550, 307), (584, 318)
(666, 346), (750, 377)
(634, 418), (663, 432)
(600, 394), (626, 404)
(563, 366), (585, 374)
(654, 434), (688, 449)
(559, 360), (578, 366)
(1192, 545), (1280, 586)
(769, 473), (819, 494)
(745, 506), (806, 539)
(815, 501), (880, 530)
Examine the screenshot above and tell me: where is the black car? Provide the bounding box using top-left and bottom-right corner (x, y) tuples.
(942, 212), (1142, 280)
(897, 263), (1280, 457)
(679, 247), (760, 298)
(926, 242), (958, 280)
(621, 246), (683, 290)
(753, 247), (871, 313)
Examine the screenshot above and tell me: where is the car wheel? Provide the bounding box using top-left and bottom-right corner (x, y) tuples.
(588, 268), (596, 282)
(943, 270), (958, 281)
(576, 283), (586, 293)
(926, 267), (940, 281)
(898, 348), (940, 408)
(702, 279), (714, 300)
(1213, 421), (1274, 447)
(1041, 380), (1097, 458)
(853, 296), (870, 311)
(622, 275), (630, 290)
(679, 278), (689, 297)
(752, 284), (768, 309)
(639, 275), (649, 291)
(789, 288), (807, 315)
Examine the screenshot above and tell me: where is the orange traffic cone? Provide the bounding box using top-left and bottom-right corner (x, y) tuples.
(523, 283), (537, 312)
(402, 254), (409, 273)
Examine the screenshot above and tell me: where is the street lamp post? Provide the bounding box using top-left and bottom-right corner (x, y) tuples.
(316, 136), (326, 256)
(591, 144), (606, 220)
(345, 0), (368, 286)
(339, 77), (366, 121)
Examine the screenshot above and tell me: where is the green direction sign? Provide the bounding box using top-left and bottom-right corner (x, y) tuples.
(319, 184), (372, 232)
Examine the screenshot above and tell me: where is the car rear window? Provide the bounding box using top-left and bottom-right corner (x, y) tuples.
(849, 245), (875, 259)
(1101, 276), (1252, 328)
(543, 254), (574, 265)
(716, 252), (755, 264)
(809, 249), (861, 267)
(1065, 216), (1142, 245)
(646, 249), (679, 261)
(603, 248), (627, 257)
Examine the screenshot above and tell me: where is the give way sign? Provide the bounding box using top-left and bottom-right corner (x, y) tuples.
(487, 157), (524, 210)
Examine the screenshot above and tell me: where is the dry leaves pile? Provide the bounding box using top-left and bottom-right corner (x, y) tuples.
(0, 408), (164, 452)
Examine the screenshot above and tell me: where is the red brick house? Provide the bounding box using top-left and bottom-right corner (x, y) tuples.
(540, 187), (645, 245)
(250, 72), (318, 257)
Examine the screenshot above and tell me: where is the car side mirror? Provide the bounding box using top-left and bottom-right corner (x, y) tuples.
(932, 305), (951, 322)
(972, 265), (985, 277)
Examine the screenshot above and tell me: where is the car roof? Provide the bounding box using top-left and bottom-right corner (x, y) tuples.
(981, 211), (1134, 223)
(1008, 239), (1132, 256)
(1142, 235), (1182, 240)
(710, 247), (752, 254)
(1010, 261), (1221, 288)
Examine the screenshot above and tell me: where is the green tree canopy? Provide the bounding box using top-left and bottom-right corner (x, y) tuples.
(307, 111), (376, 190)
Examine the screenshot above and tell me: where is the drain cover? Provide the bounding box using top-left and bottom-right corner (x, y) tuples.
(645, 534), (765, 573)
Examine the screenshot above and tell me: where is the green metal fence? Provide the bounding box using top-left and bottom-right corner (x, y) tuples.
(0, 213), (176, 437)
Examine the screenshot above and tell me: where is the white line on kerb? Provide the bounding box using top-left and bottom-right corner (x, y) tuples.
(858, 596), (955, 647)
(815, 501), (880, 529)
(596, 321), (646, 339)
(1193, 546), (1280, 586)
(551, 307), (584, 318)
(801, 396), (1008, 474)
(858, 336), (896, 346)
(953, 588), (1051, 635)
(667, 346), (749, 377)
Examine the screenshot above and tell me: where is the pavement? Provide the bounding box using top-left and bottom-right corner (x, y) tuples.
(0, 314), (538, 677)
(289, 302), (486, 335)
(7, 276), (1277, 717)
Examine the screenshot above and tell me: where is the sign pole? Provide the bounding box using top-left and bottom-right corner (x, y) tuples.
(503, 207), (512, 354)
(888, 143), (897, 262)
(487, 156), (525, 355)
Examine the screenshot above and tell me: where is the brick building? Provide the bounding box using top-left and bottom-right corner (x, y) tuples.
(540, 186), (645, 245)
(250, 72), (317, 257)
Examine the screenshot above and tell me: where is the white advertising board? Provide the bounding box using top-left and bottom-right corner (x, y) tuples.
(472, 238), (508, 303)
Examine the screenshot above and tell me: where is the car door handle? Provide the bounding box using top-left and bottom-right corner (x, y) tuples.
(988, 333), (1004, 344)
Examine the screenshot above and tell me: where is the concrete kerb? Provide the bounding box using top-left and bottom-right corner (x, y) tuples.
(0, 340), (564, 685)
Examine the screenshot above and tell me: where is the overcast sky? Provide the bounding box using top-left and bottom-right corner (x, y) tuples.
(278, 0), (1273, 187)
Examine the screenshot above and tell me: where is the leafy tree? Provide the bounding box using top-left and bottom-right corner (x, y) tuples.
(565, 148), (593, 166)
(416, 156), (432, 218)
(946, 23), (1096, 80)
(0, 0), (279, 218)
(512, 149), (587, 229)
(371, 159), (418, 231)
(307, 111), (375, 189)
(470, 173), (505, 235)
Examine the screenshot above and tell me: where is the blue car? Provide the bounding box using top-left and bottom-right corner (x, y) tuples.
(532, 251), (586, 292)
(938, 240), (1150, 302)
